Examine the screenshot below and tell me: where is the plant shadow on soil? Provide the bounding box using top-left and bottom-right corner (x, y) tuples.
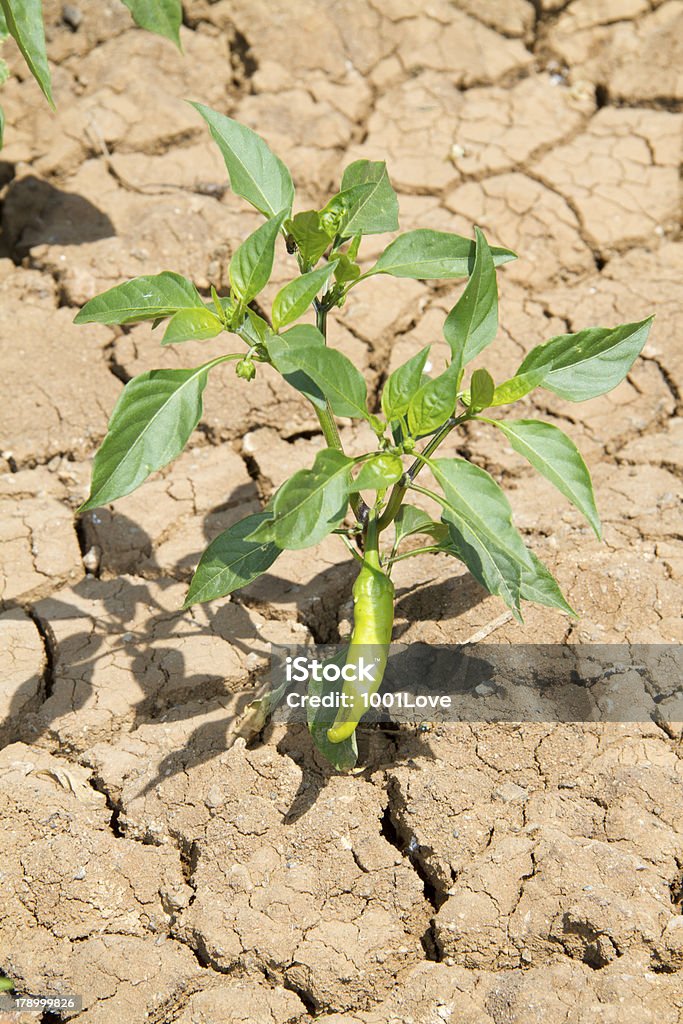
(2, 493), (487, 820)
(0, 167), (115, 260)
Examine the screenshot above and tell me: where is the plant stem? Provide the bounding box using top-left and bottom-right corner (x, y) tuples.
(387, 544), (445, 565)
(408, 481), (447, 506)
(376, 415), (463, 532)
(313, 304), (344, 449)
(363, 508), (382, 570)
(314, 301), (369, 525)
(340, 533), (364, 564)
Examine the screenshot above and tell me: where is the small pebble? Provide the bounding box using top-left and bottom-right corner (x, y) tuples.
(82, 545), (101, 574)
(204, 785), (222, 809)
(62, 4), (83, 29)
(474, 680), (497, 697)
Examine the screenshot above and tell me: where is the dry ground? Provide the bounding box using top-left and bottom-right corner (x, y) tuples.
(0, 0), (682, 1021)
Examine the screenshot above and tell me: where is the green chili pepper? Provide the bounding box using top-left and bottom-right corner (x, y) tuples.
(327, 517), (394, 744)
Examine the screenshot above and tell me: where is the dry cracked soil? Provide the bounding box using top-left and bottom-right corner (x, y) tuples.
(0, 0), (682, 1021)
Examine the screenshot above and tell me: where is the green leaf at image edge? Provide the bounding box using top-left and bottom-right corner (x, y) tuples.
(183, 512), (281, 607)
(121, 0), (183, 46)
(191, 102), (295, 219)
(0, 0), (54, 107)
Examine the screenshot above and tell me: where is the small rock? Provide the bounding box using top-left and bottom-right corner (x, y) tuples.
(474, 680), (497, 697)
(62, 4), (83, 29)
(205, 785), (222, 809)
(82, 545), (101, 574)
(494, 782), (527, 804)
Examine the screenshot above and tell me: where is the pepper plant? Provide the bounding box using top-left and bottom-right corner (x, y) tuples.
(75, 104), (653, 768)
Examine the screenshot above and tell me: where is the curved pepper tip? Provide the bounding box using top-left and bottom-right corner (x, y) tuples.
(326, 721), (358, 745)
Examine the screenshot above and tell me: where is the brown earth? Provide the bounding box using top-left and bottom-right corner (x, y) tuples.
(0, 0), (682, 1021)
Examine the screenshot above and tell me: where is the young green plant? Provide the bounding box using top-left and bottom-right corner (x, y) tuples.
(75, 105), (653, 769)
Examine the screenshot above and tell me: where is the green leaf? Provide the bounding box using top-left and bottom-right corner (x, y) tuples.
(351, 454), (403, 491)
(485, 419), (601, 539)
(230, 211), (287, 305)
(209, 285), (228, 324)
(0, 0), (54, 108)
(394, 504), (448, 545)
(237, 307), (272, 348)
(468, 368), (495, 412)
(191, 103), (295, 219)
(183, 512), (281, 607)
(248, 449), (354, 550)
(517, 317), (654, 402)
(489, 369), (545, 407)
(407, 361), (459, 436)
(287, 210), (330, 268)
(272, 261), (338, 331)
(74, 272), (203, 326)
(79, 361), (221, 512)
(319, 183), (376, 238)
(443, 226), (498, 375)
(333, 253), (361, 285)
(267, 330), (370, 420)
(367, 229), (516, 281)
(161, 308), (225, 345)
(121, 0), (182, 46)
(381, 346), (430, 422)
(339, 159), (399, 236)
(0, 976), (13, 992)
(430, 458), (530, 617)
(520, 549), (576, 617)
(263, 324), (326, 409)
